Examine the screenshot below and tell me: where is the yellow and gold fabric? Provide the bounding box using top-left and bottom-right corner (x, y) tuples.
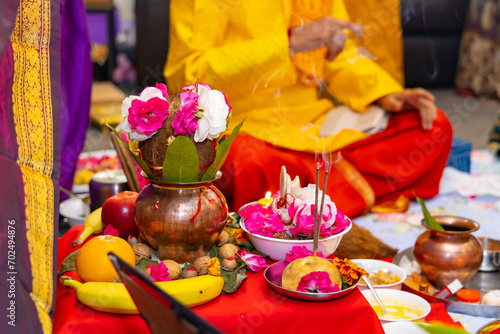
(165, 0), (404, 154)
(0, 0), (58, 333)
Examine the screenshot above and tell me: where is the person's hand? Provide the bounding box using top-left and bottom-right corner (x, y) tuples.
(289, 16), (363, 61)
(376, 88), (437, 130)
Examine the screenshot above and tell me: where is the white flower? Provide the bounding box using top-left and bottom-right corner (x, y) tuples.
(292, 184), (337, 228)
(194, 85), (230, 142)
(120, 87), (169, 141)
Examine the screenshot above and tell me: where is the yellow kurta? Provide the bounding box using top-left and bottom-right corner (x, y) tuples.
(165, 0), (403, 153)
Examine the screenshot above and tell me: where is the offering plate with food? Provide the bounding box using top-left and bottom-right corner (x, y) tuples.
(352, 259), (407, 291)
(239, 165), (352, 261)
(257, 163), (367, 301)
(361, 288), (431, 323)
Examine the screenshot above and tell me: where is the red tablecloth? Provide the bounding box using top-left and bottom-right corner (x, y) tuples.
(53, 226), (461, 333)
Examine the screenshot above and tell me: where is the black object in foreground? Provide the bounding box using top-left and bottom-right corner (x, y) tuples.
(108, 252), (222, 334)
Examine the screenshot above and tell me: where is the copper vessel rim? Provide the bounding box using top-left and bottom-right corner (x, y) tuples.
(420, 215), (480, 234)
(140, 171), (222, 187)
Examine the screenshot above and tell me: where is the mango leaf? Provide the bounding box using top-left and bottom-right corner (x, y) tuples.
(412, 191), (445, 231)
(135, 257), (158, 272)
(418, 323), (468, 334)
(201, 119), (245, 181)
(221, 266), (247, 294)
(105, 123), (154, 179)
(209, 244), (219, 258)
(162, 136), (199, 182)
(57, 250), (79, 276)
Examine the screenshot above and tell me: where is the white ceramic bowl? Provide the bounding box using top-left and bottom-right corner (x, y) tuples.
(352, 259), (407, 291)
(60, 197), (91, 227)
(361, 289), (431, 324)
(382, 322), (430, 334)
(240, 218), (352, 261)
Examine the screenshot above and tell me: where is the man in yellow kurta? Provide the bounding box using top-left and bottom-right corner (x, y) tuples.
(164, 0), (452, 216)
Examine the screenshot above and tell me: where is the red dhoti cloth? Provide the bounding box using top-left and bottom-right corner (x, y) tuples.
(216, 109), (452, 217)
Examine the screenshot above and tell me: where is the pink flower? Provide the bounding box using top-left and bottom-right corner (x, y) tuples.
(103, 225), (119, 237)
(147, 262), (172, 282)
(181, 82), (212, 91)
(172, 91), (199, 135)
(121, 85), (170, 140)
(329, 209), (350, 234)
(235, 249), (268, 272)
(238, 204), (284, 237)
(238, 204), (272, 218)
(155, 83), (168, 99)
(296, 271), (339, 293)
(288, 202), (335, 238)
(285, 246), (327, 262)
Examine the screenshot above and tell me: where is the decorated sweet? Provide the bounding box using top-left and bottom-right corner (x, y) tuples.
(282, 256), (341, 292)
(280, 247), (367, 293)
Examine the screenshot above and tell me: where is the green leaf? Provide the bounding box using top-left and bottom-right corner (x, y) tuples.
(412, 191), (445, 231)
(418, 323), (468, 334)
(105, 123), (154, 179)
(57, 250), (79, 276)
(135, 257), (158, 272)
(209, 245), (219, 258)
(162, 136), (199, 182)
(221, 266), (247, 294)
(201, 119), (245, 181)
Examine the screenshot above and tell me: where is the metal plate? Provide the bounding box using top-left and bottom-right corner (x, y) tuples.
(393, 248), (500, 318)
(263, 260), (359, 301)
(475, 318), (500, 334)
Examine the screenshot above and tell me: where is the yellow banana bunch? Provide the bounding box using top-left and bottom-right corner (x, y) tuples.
(72, 207), (103, 247)
(60, 275), (224, 314)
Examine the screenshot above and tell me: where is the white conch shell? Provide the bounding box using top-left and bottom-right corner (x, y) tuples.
(286, 175), (303, 199)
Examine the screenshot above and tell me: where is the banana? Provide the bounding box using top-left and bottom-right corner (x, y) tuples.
(60, 275), (224, 314)
(71, 207), (103, 247)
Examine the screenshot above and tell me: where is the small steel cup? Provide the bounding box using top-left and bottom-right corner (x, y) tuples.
(89, 170), (129, 211)
(479, 237), (500, 272)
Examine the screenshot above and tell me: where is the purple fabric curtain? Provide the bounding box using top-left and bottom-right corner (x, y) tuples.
(59, 0), (92, 199)
(0, 0), (90, 332)
(0, 0), (60, 331)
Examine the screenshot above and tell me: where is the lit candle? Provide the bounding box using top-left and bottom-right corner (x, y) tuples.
(258, 191), (273, 207)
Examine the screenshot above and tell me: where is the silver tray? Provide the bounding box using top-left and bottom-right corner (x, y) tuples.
(393, 247), (500, 318)
(263, 260), (359, 301)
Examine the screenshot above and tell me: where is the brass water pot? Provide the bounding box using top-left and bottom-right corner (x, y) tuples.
(413, 215), (483, 290)
(134, 175), (228, 263)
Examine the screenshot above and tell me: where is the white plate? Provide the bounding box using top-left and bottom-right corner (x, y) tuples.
(351, 259), (407, 291)
(60, 197), (91, 227)
(382, 322), (429, 334)
(361, 289), (431, 324)
(72, 149), (118, 193)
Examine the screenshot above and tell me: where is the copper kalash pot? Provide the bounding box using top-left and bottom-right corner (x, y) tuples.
(413, 215), (483, 289)
(134, 174), (228, 263)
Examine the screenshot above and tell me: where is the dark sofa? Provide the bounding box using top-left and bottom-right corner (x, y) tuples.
(401, 0), (470, 88)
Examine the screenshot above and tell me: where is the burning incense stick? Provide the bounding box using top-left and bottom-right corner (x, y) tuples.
(313, 162), (330, 255)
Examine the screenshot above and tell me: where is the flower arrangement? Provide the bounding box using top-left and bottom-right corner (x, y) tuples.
(107, 82), (244, 183)
(238, 174), (351, 240)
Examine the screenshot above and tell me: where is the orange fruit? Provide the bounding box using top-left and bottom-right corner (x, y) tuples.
(76, 235), (135, 282)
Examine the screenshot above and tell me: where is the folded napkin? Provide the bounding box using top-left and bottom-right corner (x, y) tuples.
(319, 105), (389, 138)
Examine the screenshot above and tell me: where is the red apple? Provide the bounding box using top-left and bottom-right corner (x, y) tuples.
(101, 191), (140, 239)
